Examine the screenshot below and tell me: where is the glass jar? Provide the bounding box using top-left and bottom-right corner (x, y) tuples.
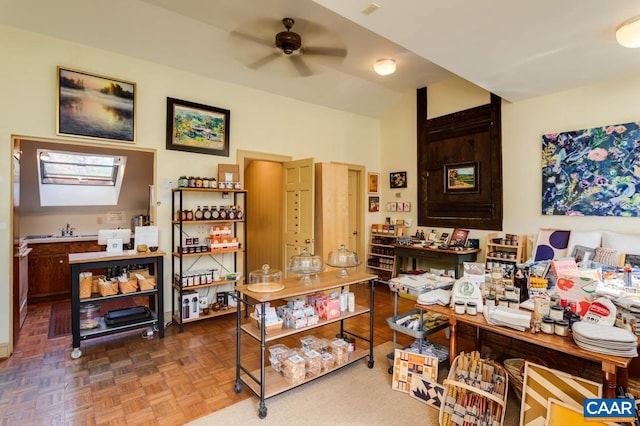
(202, 177), (209, 188)
(210, 178), (217, 189)
(178, 176), (188, 187)
(194, 206), (203, 220)
(185, 209), (194, 221)
(202, 206), (211, 220)
(541, 316), (555, 334)
(554, 320), (569, 337)
(188, 176), (196, 188)
(466, 302), (477, 315)
(211, 206), (220, 220)
(79, 303), (100, 329)
(484, 294), (496, 306)
(235, 205), (243, 220)
(195, 177), (203, 188)
(219, 206), (227, 220)
(549, 305), (564, 321)
(454, 301), (466, 314)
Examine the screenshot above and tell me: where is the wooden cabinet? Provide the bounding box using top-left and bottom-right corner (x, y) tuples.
(28, 240), (102, 301)
(484, 232), (526, 272)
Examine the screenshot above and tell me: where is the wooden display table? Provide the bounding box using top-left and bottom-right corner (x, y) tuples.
(69, 250), (165, 359)
(415, 303), (633, 398)
(394, 245), (480, 278)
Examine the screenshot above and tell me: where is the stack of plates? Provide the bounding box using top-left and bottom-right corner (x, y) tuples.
(572, 321), (638, 357)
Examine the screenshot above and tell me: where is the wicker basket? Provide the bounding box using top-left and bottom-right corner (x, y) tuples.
(91, 275), (105, 294)
(118, 278), (139, 294)
(138, 275), (156, 291)
(440, 353), (508, 426)
(79, 272), (93, 299)
(129, 268), (150, 278)
(503, 358), (525, 401)
(98, 279), (119, 297)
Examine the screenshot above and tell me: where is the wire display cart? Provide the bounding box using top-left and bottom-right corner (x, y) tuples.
(386, 275), (452, 373)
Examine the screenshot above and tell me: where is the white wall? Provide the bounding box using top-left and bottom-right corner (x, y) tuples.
(0, 25), (381, 350)
(380, 76), (640, 259)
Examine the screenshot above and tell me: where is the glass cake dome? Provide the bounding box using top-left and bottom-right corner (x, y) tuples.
(288, 248), (324, 284)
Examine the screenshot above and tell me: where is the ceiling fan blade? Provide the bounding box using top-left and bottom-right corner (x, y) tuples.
(302, 46), (347, 58)
(229, 30), (274, 48)
(248, 53), (280, 70)
(290, 56), (312, 77)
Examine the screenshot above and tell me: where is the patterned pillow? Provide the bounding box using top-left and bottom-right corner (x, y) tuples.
(593, 247), (618, 267)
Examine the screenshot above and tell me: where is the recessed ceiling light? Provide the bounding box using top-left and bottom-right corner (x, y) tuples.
(373, 59), (396, 76)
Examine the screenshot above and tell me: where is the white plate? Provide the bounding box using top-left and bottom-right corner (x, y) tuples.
(571, 321), (637, 343)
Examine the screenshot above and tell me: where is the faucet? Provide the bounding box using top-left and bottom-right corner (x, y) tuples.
(62, 223), (74, 236)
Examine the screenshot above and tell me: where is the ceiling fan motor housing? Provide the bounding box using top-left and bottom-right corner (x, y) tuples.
(276, 18), (302, 54)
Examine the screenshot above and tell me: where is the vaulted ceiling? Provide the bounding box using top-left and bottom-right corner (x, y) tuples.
(3, 0), (640, 118)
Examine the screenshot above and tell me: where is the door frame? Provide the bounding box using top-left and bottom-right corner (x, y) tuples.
(331, 162), (366, 273)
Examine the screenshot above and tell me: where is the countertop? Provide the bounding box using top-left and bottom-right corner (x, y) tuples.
(24, 234), (99, 244)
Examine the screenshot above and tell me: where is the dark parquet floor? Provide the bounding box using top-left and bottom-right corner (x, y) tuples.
(0, 284), (458, 425)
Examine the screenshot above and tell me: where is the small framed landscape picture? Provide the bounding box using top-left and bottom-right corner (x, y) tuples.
(166, 97), (230, 156)
(444, 162), (479, 193)
(57, 66), (136, 143)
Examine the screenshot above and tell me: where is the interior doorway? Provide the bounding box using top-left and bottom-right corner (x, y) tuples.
(238, 151), (366, 276)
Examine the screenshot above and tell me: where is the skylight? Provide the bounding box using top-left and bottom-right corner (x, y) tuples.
(37, 149), (127, 206)
(39, 150), (120, 185)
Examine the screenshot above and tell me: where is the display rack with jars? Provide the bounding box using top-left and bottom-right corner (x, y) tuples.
(484, 232), (526, 273)
(366, 225), (406, 283)
(171, 186), (247, 332)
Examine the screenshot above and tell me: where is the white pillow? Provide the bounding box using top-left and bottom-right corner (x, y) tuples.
(566, 230), (602, 256)
(602, 231), (640, 265)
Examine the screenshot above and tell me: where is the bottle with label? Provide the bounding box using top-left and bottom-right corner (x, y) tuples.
(219, 206), (227, 220)
(194, 206), (203, 220)
(211, 206), (220, 220)
(228, 206), (236, 220)
(235, 205), (243, 220)
(202, 206), (211, 220)
(185, 209), (194, 221)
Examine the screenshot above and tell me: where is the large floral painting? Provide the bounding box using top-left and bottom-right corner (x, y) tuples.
(542, 120), (640, 216)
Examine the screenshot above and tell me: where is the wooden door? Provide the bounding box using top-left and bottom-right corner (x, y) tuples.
(314, 163), (349, 269)
(283, 158), (314, 277)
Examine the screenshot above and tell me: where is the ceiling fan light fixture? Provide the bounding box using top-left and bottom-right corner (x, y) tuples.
(616, 17), (640, 48)
(374, 59), (396, 75)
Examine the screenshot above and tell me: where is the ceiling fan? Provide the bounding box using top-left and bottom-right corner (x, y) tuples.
(230, 17), (347, 77)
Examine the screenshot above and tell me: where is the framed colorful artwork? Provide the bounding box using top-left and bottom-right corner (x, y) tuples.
(391, 349), (439, 394)
(368, 172), (380, 194)
(368, 196), (379, 212)
(57, 66), (136, 143)
(444, 162), (479, 193)
(520, 362), (601, 426)
(390, 171), (407, 188)
(166, 97), (230, 156)
(542, 120), (640, 216)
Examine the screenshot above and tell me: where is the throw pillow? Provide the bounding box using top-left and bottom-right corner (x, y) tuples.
(593, 247), (618, 267)
(566, 230), (602, 256)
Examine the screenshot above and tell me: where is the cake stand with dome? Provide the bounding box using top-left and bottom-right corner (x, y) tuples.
(287, 248), (324, 284)
(326, 244), (361, 278)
